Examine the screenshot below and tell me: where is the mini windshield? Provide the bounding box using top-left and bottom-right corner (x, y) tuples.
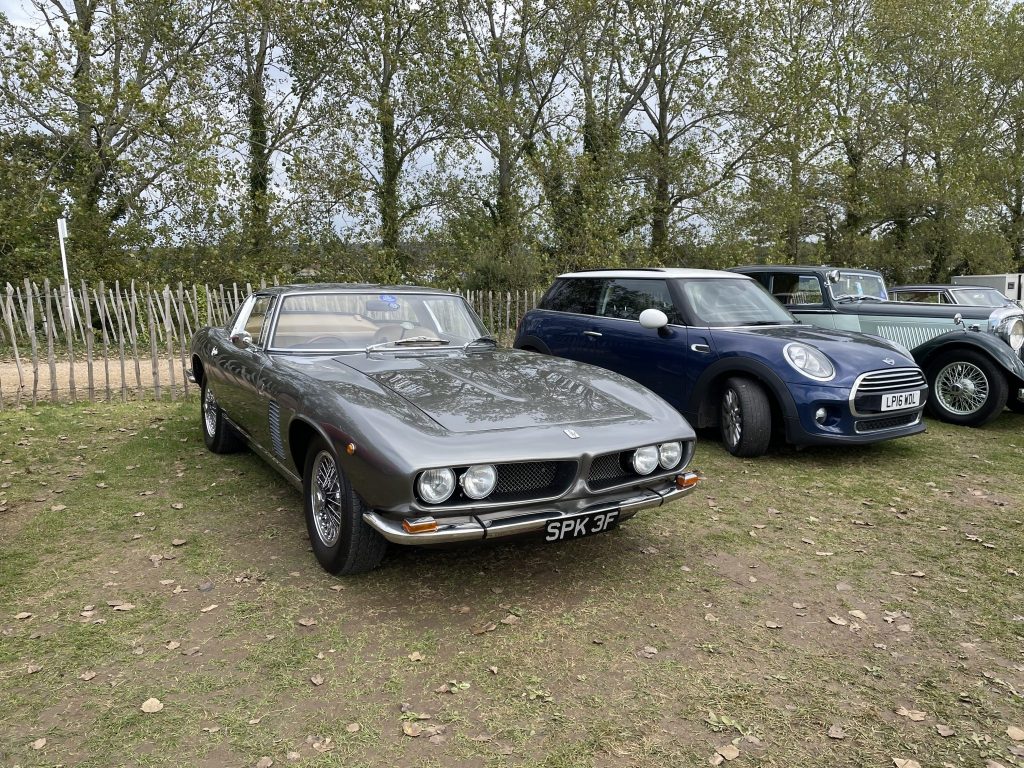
(828, 272), (888, 301)
(948, 287), (1012, 307)
(269, 292), (489, 352)
(676, 278), (795, 327)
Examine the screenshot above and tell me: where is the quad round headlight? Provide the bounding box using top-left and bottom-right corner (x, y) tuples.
(417, 468), (455, 504)
(632, 445), (659, 475)
(658, 441), (683, 469)
(460, 464), (497, 499)
(1005, 317), (1024, 351)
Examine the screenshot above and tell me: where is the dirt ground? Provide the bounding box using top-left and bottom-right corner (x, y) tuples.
(0, 356), (190, 405)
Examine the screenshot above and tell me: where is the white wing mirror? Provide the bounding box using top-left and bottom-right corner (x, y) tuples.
(638, 308), (669, 330)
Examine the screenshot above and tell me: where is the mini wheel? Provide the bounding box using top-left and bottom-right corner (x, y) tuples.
(303, 437), (387, 575)
(720, 377), (772, 457)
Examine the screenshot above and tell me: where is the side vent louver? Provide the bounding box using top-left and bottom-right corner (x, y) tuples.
(268, 400), (285, 459)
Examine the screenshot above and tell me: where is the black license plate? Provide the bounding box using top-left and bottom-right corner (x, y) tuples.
(544, 510), (620, 542)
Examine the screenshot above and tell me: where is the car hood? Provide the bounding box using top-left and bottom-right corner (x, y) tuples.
(716, 324), (918, 368)
(332, 349), (639, 433)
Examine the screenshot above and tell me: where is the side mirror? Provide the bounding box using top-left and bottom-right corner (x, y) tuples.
(953, 313), (964, 328)
(639, 308), (669, 330)
(826, 269), (840, 284)
(230, 331), (253, 348)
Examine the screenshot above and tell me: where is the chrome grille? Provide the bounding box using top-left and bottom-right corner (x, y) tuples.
(268, 400), (285, 458)
(494, 462), (559, 495)
(853, 368), (926, 394)
(587, 453), (632, 487)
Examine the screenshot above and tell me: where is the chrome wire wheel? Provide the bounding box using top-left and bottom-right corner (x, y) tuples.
(310, 450), (343, 547)
(203, 385), (218, 436)
(722, 388), (742, 447)
(935, 361), (989, 415)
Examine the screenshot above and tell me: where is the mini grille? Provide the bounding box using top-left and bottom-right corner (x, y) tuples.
(854, 368), (926, 394)
(855, 413), (920, 433)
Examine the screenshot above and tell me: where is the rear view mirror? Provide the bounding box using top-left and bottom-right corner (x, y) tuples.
(639, 309), (669, 330)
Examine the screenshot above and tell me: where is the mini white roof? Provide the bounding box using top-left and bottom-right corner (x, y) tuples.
(559, 268), (749, 280)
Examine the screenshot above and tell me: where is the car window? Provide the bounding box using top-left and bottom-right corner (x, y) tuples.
(677, 277), (795, 327)
(769, 274), (823, 305)
(539, 279), (602, 315)
(244, 296), (274, 346)
(894, 291), (940, 303)
(595, 279), (682, 324)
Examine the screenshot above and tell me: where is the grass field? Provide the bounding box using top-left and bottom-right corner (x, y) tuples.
(1, 400), (1022, 767)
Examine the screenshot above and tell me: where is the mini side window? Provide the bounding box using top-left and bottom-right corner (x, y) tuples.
(596, 279), (682, 324)
(539, 279), (602, 315)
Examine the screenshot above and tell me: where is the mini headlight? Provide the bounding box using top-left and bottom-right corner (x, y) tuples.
(632, 445), (659, 475)
(783, 342), (835, 381)
(417, 468), (455, 504)
(1004, 317), (1024, 351)
(460, 464), (497, 500)
(658, 441), (682, 469)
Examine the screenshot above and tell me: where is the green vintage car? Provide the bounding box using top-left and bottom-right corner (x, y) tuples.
(732, 266), (1024, 426)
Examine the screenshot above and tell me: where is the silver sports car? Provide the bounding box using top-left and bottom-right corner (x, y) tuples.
(188, 284), (700, 574)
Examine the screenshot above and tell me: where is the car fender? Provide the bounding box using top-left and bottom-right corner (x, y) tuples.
(688, 357), (799, 428)
(912, 330), (1024, 384)
(513, 334), (553, 355)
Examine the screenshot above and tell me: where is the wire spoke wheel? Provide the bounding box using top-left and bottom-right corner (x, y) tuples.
(935, 361), (989, 415)
(203, 385), (218, 436)
(310, 450), (343, 547)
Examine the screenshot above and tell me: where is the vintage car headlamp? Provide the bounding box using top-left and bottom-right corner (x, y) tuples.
(783, 342), (835, 381)
(417, 468), (456, 504)
(632, 446), (659, 475)
(460, 464), (497, 499)
(1000, 316), (1024, 351)
(658, 441), (683, 469)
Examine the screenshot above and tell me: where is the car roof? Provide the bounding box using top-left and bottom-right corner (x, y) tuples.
(559, 268), (749, 280)
(731, 265), (881, 275)
(253, 283), (458, 297)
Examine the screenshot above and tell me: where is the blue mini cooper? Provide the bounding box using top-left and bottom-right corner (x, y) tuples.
(514, 269), (928, 457)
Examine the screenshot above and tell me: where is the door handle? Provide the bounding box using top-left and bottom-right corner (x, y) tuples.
(690, 343), (710, 353)
(582, 331), (603, 338)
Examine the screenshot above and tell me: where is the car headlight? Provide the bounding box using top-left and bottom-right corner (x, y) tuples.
(632, 446), (659, 475)
(658, 442), (682, 469)
(783, 342), (835, 381)
(1000, 317), (1024, 351)
(460, 464), (497, 499)
(417, 468), (456, 504)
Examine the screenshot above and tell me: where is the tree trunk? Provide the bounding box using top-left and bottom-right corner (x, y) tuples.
(649, 53), (671, 263)
(245, 21), (272, 261)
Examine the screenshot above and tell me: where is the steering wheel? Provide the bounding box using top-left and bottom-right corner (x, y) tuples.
(373, 321), (419, 345)
(303, 335), (347, 347)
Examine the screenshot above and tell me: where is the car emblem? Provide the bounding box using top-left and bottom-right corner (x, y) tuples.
(563, 429), (581, 439)
(883, 357), (895, 365)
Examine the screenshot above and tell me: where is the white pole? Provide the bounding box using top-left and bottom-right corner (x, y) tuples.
(57, 218), (73, 332)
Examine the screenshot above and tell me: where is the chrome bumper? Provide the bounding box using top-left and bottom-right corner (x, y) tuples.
(362, 477), (699, 545)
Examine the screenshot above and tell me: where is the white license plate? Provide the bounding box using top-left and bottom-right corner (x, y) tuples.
(881, 390), (919, 411)
(544, 510), (620, 542)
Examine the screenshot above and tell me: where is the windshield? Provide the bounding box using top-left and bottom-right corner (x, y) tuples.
(949, 288), (1011, 307)
(676, 278), (795, 327)
(269, 292), (489, 352)
(828, 272), (888, 301)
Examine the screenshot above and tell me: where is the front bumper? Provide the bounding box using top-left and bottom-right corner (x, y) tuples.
(362, 474), (699, 545)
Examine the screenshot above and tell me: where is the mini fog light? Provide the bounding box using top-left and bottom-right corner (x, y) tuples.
(460, 464), (497, 500)
(632, 446), (659, 475)
(815, 407), (828, 424)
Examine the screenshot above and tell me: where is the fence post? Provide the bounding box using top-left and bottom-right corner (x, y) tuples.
(80, 280), (95, 402)
(96, 282), (112, 401)
(43, 279), (58, 402)
(147, 292), (161, 400)
(2, 285), (25, 407)
(177, 283), (189, 396)
(23, 279), (39, 405)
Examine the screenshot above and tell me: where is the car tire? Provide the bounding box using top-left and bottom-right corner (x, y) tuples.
(925, 349), (1008, 426)
(720, 377), (772, 457)
(303, 437), (387, 575)
(201, 378), (243, 454)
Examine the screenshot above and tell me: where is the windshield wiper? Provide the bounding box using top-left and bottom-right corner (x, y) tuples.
(462, 336), (498, 350)
(835, 294), (884, 303)
(365, 336), (451, 352)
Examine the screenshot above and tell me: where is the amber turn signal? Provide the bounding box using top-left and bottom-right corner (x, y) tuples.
(676, 472), (700, 489)
(346, 443), (357, 455)
(402, 516), (438, 534)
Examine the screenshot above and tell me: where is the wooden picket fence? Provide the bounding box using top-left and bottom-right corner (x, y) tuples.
(0, 279), (541, 408)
